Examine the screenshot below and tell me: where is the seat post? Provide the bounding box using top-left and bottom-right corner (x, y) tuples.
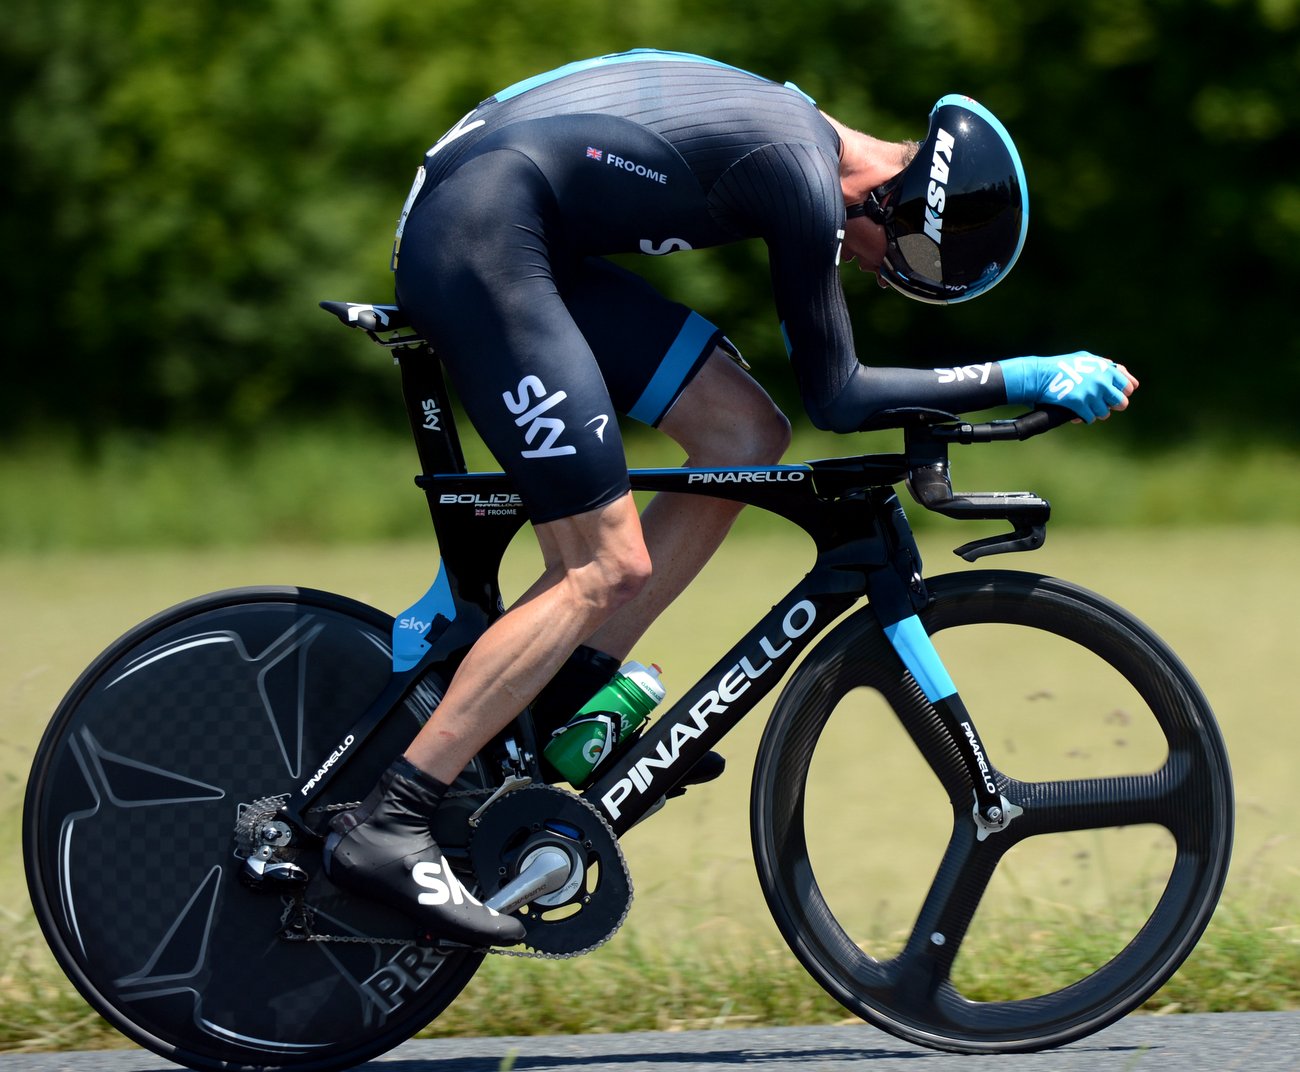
(397, 345), (468, 478)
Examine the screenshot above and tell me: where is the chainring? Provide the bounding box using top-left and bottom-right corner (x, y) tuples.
(469, 784), (632, 958)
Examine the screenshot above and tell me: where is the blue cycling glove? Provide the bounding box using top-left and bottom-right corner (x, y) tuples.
(999, 353), (1130, 423)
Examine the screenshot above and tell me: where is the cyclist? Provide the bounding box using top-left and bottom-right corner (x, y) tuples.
(323, 49), (1138, 946)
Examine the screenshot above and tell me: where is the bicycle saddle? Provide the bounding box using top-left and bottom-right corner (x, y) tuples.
(320, 300), (413, 333)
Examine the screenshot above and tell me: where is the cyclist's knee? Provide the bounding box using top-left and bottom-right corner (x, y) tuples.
(537, 496), (652, 616)
(720, 375), (792, 464)
(665, 348), (791, 466)
(564, 541), (651, 619)
(747, 402), (793, 463)
(606, 544), (653, 606)
(717, 407), (790, 468)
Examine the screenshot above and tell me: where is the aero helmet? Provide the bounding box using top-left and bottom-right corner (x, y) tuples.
(848, 95), (1028, 304)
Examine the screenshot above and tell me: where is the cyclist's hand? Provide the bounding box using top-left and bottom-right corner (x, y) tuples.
(999, 353), (1138, 423)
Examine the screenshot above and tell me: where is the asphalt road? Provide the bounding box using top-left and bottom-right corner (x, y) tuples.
(2, 1014), (1295, 1072)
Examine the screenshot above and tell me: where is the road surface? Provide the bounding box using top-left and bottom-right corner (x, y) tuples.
(2, 1013), (1295, 1071)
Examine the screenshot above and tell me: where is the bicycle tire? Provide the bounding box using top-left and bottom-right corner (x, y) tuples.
(24, 586), (487, 1072)
(751, 570), (1233, 1053)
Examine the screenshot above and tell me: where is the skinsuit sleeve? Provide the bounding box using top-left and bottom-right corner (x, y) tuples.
(712, 140), (1012, 432)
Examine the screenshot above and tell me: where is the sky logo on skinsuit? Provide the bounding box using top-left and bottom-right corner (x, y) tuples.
(502, 375), (577, 458)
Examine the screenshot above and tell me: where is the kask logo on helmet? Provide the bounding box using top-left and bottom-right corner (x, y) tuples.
(879, 95), (1026, 305)
(922, 128), (956, 245)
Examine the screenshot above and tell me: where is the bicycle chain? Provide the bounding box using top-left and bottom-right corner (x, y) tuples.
(293, 786), (629, 960)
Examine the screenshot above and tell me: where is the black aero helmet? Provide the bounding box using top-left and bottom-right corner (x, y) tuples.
(853, 95), (1028, 304)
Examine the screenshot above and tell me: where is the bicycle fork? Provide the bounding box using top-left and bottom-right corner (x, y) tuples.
(868, 564), (1019, 837)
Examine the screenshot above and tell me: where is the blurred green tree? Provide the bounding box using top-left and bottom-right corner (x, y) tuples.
(3, 0), (1297, 444)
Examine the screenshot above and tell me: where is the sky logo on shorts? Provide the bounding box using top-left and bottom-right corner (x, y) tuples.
(502, 375), (577, 459)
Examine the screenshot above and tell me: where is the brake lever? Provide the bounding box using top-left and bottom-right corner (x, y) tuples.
(953, 524), (1047, 562)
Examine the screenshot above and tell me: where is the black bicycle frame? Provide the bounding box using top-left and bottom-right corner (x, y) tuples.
(286, 344), (1031, 837)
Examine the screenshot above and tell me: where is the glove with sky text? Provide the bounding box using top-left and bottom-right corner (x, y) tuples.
(999, 353), (1130, 423)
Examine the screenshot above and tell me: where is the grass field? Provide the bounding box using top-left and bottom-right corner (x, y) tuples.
(3, 423), (1300, 551)
(1, 519), (1298, 1050)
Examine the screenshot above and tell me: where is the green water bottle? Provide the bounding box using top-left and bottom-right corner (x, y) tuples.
(542, 661), (665, 786)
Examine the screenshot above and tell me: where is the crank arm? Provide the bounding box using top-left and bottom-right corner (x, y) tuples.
(483, 849), (573, 915)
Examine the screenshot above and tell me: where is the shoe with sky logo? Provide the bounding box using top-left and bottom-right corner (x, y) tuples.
(321, 757), (526, 946)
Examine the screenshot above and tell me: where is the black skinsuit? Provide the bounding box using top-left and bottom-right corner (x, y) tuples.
(393, 50), (1007, 522)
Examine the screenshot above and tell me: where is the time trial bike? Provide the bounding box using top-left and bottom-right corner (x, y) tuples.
(23, 300), (1233, 1071)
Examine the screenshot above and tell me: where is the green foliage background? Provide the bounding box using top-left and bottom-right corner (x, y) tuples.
(4, 0), (1299, 444)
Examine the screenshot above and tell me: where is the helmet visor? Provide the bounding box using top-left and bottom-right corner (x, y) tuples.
(877, 240), (1007, 304)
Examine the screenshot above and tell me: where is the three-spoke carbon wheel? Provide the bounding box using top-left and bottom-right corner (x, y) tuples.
(752, 571), (1232, 1053)
(24, 587), (487, 1072)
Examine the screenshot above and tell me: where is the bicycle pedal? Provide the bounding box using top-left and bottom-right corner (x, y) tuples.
(414, 931), (477, 952)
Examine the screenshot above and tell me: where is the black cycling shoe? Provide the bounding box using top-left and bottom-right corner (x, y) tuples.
(321, 757), (526, 947)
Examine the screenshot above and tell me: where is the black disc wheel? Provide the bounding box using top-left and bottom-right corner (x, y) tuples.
(751, 571), (1232, 1053)
(24, 587), (487, 1072)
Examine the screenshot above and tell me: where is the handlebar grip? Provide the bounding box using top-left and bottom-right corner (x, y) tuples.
(1014, 404), (1075, 437)
(934, 403), (1076, 444)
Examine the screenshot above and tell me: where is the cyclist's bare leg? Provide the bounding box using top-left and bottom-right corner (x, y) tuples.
(403, 492), (651, 784)
(405, 351), (786, 781)
(326, 496), (648, 943)
(584, 349), (791, 660)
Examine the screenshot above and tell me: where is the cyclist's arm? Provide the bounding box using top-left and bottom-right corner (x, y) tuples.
(811, 349), (1132, 430)
(766, 222), (1130, 427)
(767, 248), (1016, 429)
(719, 142), (1007, 429)
(814, 362), (1007, 430)
(719, 142), (1130, 429)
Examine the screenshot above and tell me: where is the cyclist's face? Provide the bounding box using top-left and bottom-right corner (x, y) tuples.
(840, 214), (888, 283)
